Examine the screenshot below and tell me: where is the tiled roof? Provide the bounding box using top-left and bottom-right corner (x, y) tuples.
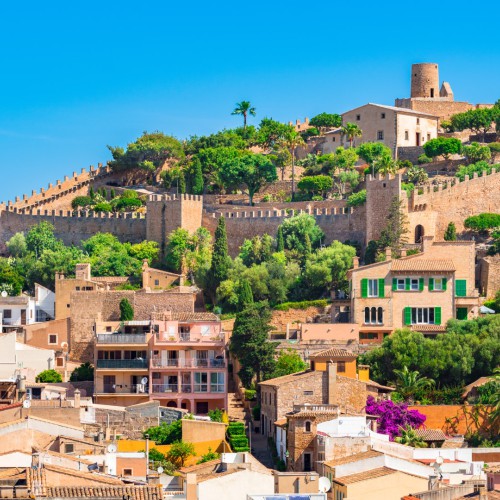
(410, 324), (447, 332)
(334, 466), (396, 485)
(310, 348), (356, 358)
(45, 485), (163, 499)
(324, 450), (383, 467)
(364, 379), (395, 392)
(462, 376), (493, 398)
(42, 464), (123, 485)
(414, 428), (447, 441)
(391, 259), (456, 272)
(179, 459), (221, 474)
(259, 370), (319, 387)
(274, 418), (287, 426)
(0, 403), (22, 411)
(287, 410), (338, 418)
(93, 276), (130, 283)
(171, 312), (219, 322)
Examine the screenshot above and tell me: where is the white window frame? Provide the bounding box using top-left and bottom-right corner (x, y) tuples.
(397, 278), (405, 291)
(434, 278), (443, 291)
(367, 279), (379, 297)
(411, 307), (435, 325)
(48, 334), (58, 345)
(410, 278), (419, 291)
(210, 372), (224, 393)
(194, 372), (208, 392)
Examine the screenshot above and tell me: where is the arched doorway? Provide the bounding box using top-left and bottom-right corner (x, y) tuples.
(166, 401), (177, 408)
(415, 224), (424, 243)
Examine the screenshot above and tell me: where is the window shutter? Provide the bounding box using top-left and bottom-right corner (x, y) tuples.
(456, 279), (466, 297)
(378, 278), (385, 298)
(456, 307), (468, 320)
(361, 279), (367, 298)
(429, 278), (434, 291)
(392, 278), (397, 291)
(404, 307), (412, 325)
(405, 278), (410, 291)
(442, 278), (447, 291)
(435, 307), (441, 325)
(419, 278), (424, 291)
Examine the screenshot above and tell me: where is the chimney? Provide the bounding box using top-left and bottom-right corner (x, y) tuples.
(352, 256), (359, 269)
(385, 247), (392, 260)
(327, 362), (337, 405)
(400, 248), (407, 257)
(478, 486), (488, 499)
(358, 365), (370, 382)
(74, 389), (81, 408)
(186, 473), (197, 500)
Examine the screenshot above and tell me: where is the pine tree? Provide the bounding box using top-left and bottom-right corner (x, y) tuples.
(191, 159), (204, 195)
(276, 226), (284, 252)
(110, 188), (116, 199)
(207, 217), (230, 302)
(444, 222), (457, 241)
(377, 196), (409, 258)
(178, 171), (186, 194)
(238, 279), (254, 307)
(119, 298), (134, 321)
(89, 186), (95, 199)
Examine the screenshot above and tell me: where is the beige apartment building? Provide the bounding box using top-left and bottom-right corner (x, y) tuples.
(343, 237), (480, 343)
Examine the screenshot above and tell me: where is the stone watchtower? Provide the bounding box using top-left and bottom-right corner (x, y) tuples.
(410, 63), (439, 99)
(146, 194), (203, 254)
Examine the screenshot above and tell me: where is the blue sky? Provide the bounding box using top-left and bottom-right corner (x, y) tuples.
(1, 0), (499, 201)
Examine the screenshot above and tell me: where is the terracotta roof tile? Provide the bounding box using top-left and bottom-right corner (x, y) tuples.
(333, 466), (396, 485)
(0, 403), (22, 411)
(274, 418), (287, 426)
(310, 348), (356, 358)
(462, 376), (494, 398)
(42, 464), (123, 485)
(324, 450), (383, 467)
(45, 485), (163, 499)
(391, 259), (456, 272)
(410, 324), (447, 332)
(171, 312), (219, 322)
(259, 370), (319, 387)
(414, 428), (447, 441)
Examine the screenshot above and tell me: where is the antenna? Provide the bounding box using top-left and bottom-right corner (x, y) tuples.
(318, 476), (331, 493)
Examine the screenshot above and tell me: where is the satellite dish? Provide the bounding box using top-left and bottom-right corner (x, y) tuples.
(318, 476), (331, 493)
(1, 291), (7, 297)
(435, 456), (444, 465)
(141, 377), (149, 385)
(23, 400), (31, 409)
(157, 466), (164, 474)
(107, 444), (117, 453)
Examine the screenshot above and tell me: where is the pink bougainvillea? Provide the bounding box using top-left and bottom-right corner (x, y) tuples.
(366, 396), (426, 440)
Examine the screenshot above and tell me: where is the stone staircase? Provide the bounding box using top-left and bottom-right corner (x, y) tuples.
(227, 392), (246, 422)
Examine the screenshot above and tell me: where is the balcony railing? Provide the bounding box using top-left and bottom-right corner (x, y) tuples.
(100, 384), (149, 394)
(155, 333), (225, 343)
(151, 358), (226, 368)
(150, 383), (224, 394)
(97, 334), (147, 344)
(96, 359), (148, 369)
(151, 384), (179, 393)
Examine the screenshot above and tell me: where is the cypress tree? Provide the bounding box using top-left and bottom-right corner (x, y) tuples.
(208, 217), (230, 302)
(119, 298), (134, 321)
(191, 158), (204, 195)
(238, 279), (254, 307)
(276, 226), (284, 252)
(110, 188), (116, 199)
(89, 186), (95, 199)
(444, 222), (457, 241)
(178, 171), (186, 194)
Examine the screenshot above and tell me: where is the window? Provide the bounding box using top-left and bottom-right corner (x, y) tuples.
(48, 334), (57, 345)
(360, 332), (378, 340)
(404, 307), (441, 325)
(381, 113), (386, 119)
(368, 279), (378, 297)
(154, 279), (159, 286)
(427, 133), (431, 141)
(404, 130), (409, 141)
(123, 469), (133, 476)
(152, 372), (161, 379)
(332, 137), (336, 142)
(304, 390), (313, 396)
(417, 118), (420, 125)
(196, 401), (209, 414)
(3, 309), (11, 319)
(210, 372), (224, 392)
(377, 130), (384, 140)
(305, 421), (312, 432)
(429, 277), (446, 291)
(396, 278), (405, 291)
(194, 372), (208, 392)
(337, 361), (346, 373)
(64, 443), (74, 454)
(56, 357), (64, 367)
(201, 325), (211, 336)
(356, 114), (360, 121)
(364, 307), (383, 325)
(361, 278), (384, 298)
(456, 307), (468, 320)
(455, 279), (467, 297)
(410, 278), (420, 291)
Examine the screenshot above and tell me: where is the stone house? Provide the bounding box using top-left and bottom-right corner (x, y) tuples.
(343, 237), (481, 342)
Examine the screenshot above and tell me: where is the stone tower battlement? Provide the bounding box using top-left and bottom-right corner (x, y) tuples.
(410, 63), (440, 99)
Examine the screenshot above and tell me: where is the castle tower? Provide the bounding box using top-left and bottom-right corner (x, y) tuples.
(410, 63), (439, 99)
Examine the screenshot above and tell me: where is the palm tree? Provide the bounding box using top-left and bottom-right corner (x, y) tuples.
(279, 130), (306, 200)
(394, 366), (435, 403)
(376, 154), (398, 176)
(231, 101), (256, 129)
(395, 425), (427, 448)
(341, 122), (362, 148)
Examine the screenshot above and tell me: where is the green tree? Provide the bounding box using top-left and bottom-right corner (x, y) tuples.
(297, 176), (333, 198)
(70, 362), (94, 382)
(220, 153), (277, 205)
(0, 259), (24, 295)
(276, 226), (284, 252)
(190, 157), (204, 195)
(395, 425), (427, 448)
(279, 213), (325, 255)
(166, 441), (195, 467)
(25, 221), (62, 258)
(269, 147), (292, 181)
(36, 369), (62, 383)
(444, 222), (457, 241)
(450, 108), (495, 141)
(423, 137), (462, 160)
(309, 113), (342, 131)
(341, 122), (362, 148)
(237, 279), (254, 307)
(119, 298), (134, 321)
(231, 101), (256, 129)
(328, 146), (358, 173)
(356, 142), (392, 175)
(197, 447), (220, 464)
(406, 165), (428, 185)
(377, 197), (409, 258)
(393, 366), (435, 403)
(195, 146), (245, 192)
(229, 302), (277, 388)
(256, 118), (294, 149)
(207, 217), (230, 303)
(464, 213), (500, 233)
(144, 419), (183, 445)
(363, 240), (379, 265)
(278, 130), (306, 201)
(71, 196), (93, 210)
(6, 233), (27, 258)
(272, 349), (307, 378)
(165, 228), (191, 273)
(462, 142), (492, 164)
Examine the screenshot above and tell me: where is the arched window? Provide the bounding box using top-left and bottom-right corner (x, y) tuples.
(415, 224), (424, 243)
(305, 421), (312, 432)
(371, 307), (377, 323)
(364, 307), (370, 324)
(377, 307), (383, 324)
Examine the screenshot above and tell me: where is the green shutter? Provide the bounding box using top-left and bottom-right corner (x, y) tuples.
(456, 307), (468, 320)
(434, 307), (441, 325)
(404, 307), (412, 325)
(392, 278), (398, 291)
(361, 278), (368, 298)
(456, 279), (466, 297)
(378, 278), (385, 298)
(405, 278), (410, 291)
(429, 278), (434, 291)
(442, 278), (447, 291)
(419, 278), (424, 291)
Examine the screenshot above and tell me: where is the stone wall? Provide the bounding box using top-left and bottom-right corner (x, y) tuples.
(395, 98), (474, 122)
(397, 146), (424, 163)
(478, 255), (500, 298)
(270, 306), (328, 333)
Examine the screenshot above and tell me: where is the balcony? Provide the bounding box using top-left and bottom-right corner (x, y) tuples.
(99, 384), (149, 394)
(152, 384), (179, 393)
(154, 332), (225, 344)
(96, 359), (148, 369)
(151, 358), (226, 369)
(97, 334), (147, 344)
(150, 383), (224, 394)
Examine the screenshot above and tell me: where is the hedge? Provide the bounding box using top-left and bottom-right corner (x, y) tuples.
(274, 299), (329, 312)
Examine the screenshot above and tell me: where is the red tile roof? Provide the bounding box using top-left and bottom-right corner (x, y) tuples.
(310, 348), (356, 358)
(391, 259), (456, 272)
(333, 466), (396, 485)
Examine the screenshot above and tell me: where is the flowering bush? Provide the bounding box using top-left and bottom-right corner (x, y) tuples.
(366, 396), (426, 440)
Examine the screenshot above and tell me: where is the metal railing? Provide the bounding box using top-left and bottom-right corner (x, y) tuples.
(96, 359), (148, 369)
(97, 334), (147, 343)
(151, 358), (226, 368)
(100, 384), (149, 394)
(152, 384), (179, 393)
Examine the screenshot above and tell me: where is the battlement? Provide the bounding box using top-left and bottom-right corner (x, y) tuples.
(147, 193), (203, 203)
(212, 206), (355, 220)
(365, 173), (402, 183)
(1, 207), (145, 219)
(0, 163), (113, 213)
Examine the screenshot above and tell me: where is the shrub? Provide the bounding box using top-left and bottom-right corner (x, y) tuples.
(119, 298), (134, 321)
(244, 389), (256, 401)
(406, 165), (428, 185)
(252, 405), (261, 421)
(423, 137), (462, 159)
(208, 408), (224, 422)
(418, 154), (432, 164)
(488, 142), (500, 153)
(455, 161), (493, 181)
(274, 299), (328, 311)
(114, 197), (143, 211)
(297, 175), (333, 198)
(36, 369), (62, 383)
(70, 362), (94, 382)
(401, 183), (414, 197)
(93, 202), (112, 212)
(346, 189), (366, 207)
(197, 447), (220, 464)
(144, 419), (182, 445)
(462, 142), (492, 164)
(464, 213), (500, 232)
(71, 196), (93, 210)
(444, 222), (457, 241)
